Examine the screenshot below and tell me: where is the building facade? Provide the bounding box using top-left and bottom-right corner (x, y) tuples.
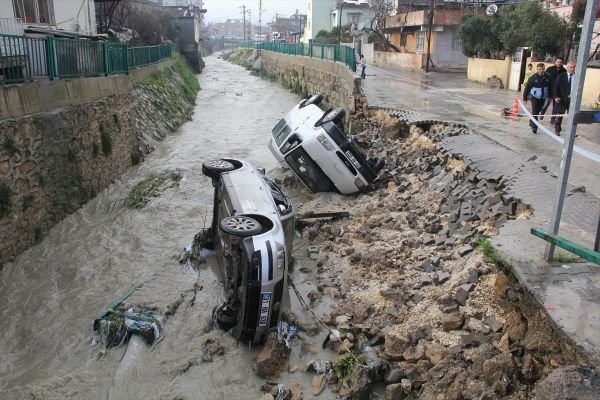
(304, 0), (334, 43)
(385, 7), (468, 69)
(2, 0), (97, 36)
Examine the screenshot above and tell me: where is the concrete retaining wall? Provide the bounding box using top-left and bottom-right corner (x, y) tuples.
(259, 51), (362, 114)
(1, 59), (176, 120)
(467, 57), (511, 89)
(468, 57), (600, 108)
(372, 51), (424, 70)
(0, 58), (196, 264)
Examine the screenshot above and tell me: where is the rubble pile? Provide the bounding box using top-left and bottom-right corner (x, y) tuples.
(272, 110), (590, 399)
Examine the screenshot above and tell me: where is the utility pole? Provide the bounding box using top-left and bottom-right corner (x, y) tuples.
(248, 9), (252, 41)
(240, 5), (246, 41)
(258, 0), (263, 45)
(425, 0), (434, 73)
(545, 0), (600, 261)
(338, 0), (343, 45)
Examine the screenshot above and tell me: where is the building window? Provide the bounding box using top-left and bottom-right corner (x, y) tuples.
(13, 0), (52, 24)
(452, 27), (462, 51)
(349, 13), (361, 24)
(416, 31), (426, 52)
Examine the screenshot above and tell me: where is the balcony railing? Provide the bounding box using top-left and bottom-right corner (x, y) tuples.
(0, 18), (24, 36)
(0, 33), (175, 84)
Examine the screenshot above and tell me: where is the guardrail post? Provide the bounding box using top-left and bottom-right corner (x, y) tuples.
(102, 43), (109, 75)
(124, 45), (129, 74)
(45, 36), (57, 80)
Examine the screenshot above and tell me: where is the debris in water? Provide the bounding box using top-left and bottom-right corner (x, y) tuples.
(92, 307), (161, 351)
(276, 320), (297, 349)
(123, 169), (183, 209)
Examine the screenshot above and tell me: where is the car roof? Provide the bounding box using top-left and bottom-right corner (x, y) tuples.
(221, 163), (279, 216)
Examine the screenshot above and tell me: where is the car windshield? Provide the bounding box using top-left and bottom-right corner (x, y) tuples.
(285, 147), (337, 193)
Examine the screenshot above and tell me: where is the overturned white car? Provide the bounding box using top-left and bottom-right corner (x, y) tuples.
(269, 94), (384, 194)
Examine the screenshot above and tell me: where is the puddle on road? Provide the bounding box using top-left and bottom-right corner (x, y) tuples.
(0, 54), (339, 399)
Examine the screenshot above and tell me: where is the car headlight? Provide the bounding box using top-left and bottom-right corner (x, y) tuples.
(276, 242), (285, 270)
(317, 134), (335, 151)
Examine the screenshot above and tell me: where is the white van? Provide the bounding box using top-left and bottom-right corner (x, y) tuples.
(268, 94), (385, 194)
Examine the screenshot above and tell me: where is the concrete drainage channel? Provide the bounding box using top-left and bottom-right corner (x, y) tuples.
(257, 107), (598, 399)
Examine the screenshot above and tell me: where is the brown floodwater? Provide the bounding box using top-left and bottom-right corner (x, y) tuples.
(0, 54), (335, 400)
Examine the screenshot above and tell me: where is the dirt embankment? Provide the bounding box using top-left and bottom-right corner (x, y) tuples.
(260, 110), (596, 400)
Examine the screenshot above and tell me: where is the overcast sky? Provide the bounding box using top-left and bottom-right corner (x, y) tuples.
(203, 0), (308, 23)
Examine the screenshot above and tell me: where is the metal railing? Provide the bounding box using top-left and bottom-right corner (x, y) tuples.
(240, 41), (357, 72)
(0, 33), (175, 84)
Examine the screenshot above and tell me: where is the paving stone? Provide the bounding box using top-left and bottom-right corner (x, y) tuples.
(458, 245), (473, 257)
(433, 272), (451, 285)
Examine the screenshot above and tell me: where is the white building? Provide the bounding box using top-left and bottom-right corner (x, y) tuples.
(1, 0), (97, 36)
(304, 0), (334, 43)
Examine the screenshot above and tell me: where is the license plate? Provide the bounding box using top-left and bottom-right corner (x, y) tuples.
(258, 292), (271, 327)
(345, 151), (361, 170)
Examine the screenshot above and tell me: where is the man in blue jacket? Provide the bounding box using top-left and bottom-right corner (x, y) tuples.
(523, 63), (553, 134)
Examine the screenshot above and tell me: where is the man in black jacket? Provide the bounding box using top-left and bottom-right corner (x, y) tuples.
(553, 61), (575, 136)
(523, 63), (552, 134)
(543, 57), (566, 122)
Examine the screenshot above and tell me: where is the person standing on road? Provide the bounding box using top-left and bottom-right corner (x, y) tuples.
(543, 57), (566, 122)
(553, 61), (575, 136)
(523, 63), (552, 134)
(358, 54), (366, 79)
(521, 63), (534, 92)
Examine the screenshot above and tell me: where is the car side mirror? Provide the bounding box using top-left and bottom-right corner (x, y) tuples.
(257, 168), (266, 175)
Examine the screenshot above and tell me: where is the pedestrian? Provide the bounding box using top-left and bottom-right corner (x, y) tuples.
(522, 63), (534, 92)
(553, 61), (575, 136)
(358, 54), (366, 79)
(523, 63), (552, 134)
(543, 57), (566, 122)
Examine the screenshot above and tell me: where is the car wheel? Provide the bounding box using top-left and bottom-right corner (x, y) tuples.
(219, 215), (262, 237)
(213, 303), (237, 331)
(299, 93), (323, 108)
(315, 107), (346, 127)
(202, 159), (235, 179)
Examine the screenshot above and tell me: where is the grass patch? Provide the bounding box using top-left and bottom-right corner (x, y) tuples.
(476, 237), (499, 263)
(124, 171), (182, 209)
(333, 353), (366, 384)
(172, 59), (200, 103)
(553, 251), (581, 263)
(130, 150), (141, 166)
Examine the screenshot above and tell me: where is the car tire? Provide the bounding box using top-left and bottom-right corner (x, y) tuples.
(315, 107), (346, 127)
(202, 159), (236, 179)
(213, 303), (237, 331)
(299, 93), (323, 108)
(219, 215), (262, 237)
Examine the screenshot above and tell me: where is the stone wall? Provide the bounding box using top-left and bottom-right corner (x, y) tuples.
(0, 59), (198, 265)
(259, 51), (364, 115)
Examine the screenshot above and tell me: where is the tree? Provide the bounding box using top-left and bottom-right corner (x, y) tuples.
(110, 1), (175, 45)
(491, 2), (563, 57)
(368, 0), (400, 51)
(459, 2), (568, 59)
(314, 25), (353, 44)
(458, 15), (502, 59)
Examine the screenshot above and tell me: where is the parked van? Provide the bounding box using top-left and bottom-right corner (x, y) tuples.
(268, 94), (384, 194)
(202, 159), (294, 344)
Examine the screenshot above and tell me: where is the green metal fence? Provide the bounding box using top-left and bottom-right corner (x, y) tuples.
(240, 41), (357, 72)
(0, 33), (175, 84)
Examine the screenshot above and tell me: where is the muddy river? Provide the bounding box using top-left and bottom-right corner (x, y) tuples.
(0, 54), (327, 399)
